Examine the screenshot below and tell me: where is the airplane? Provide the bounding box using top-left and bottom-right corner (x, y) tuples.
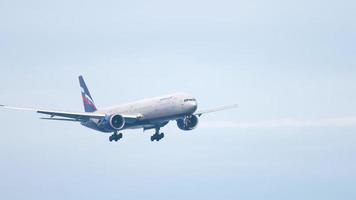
(0, 76), (237, 142)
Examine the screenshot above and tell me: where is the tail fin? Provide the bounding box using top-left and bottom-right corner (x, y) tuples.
(79, 76), (97, 113)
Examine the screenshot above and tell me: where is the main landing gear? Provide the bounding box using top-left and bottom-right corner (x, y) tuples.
(109, 132), (123, 142)
(151, 127), (164, 142)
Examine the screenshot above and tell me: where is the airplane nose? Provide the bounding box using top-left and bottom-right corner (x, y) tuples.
(189, 101), (198, 113)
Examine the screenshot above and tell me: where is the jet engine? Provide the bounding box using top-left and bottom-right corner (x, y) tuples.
(98, 114), (125, 132)
(177, 115), (199, 131)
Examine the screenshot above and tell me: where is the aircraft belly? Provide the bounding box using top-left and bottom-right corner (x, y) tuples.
(124, 113), (183, 130)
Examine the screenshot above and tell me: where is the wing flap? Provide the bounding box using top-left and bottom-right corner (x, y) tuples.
(37, 110), (105, 120)
(1, 105), (141, 122)
(40, 117), (82, 122)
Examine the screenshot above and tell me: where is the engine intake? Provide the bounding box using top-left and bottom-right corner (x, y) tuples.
(109, 114), (125, 130)
(98, 114), (125, 132)
(177, 115), (199, 131)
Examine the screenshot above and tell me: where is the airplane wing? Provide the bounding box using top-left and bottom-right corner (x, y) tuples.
(194, 104), (238, 117)
(0, 105), (140, 122)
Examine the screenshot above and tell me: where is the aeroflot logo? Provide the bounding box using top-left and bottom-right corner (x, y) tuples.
(81, 88), (96, 108)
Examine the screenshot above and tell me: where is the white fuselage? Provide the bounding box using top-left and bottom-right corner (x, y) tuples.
(85, 93), (198, 131)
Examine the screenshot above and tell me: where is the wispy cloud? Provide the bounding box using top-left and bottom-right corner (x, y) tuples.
(200, 117), (356, 129)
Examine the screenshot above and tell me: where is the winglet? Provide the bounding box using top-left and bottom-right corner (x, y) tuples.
(79, 76), (97, 113)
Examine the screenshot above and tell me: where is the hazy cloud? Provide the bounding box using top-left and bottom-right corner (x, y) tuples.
(200, 117), (356, 129)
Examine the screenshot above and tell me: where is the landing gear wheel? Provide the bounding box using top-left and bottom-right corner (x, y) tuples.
(115, 133), (123, 141)
(151, 127), (165, 142)
(109, 132), (123, 142)
(158, 133), (164, 141)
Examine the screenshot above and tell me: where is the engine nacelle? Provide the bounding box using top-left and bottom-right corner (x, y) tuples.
(177, 115), (199, 131)
(98, 114), (125, 132)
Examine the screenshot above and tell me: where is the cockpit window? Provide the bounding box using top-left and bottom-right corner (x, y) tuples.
(184, 99), (196, 102)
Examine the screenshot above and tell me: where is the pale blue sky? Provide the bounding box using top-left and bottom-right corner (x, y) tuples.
(0, 0), (356, 199)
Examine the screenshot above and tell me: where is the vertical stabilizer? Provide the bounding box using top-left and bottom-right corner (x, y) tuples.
(79, 76), (97, 113)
